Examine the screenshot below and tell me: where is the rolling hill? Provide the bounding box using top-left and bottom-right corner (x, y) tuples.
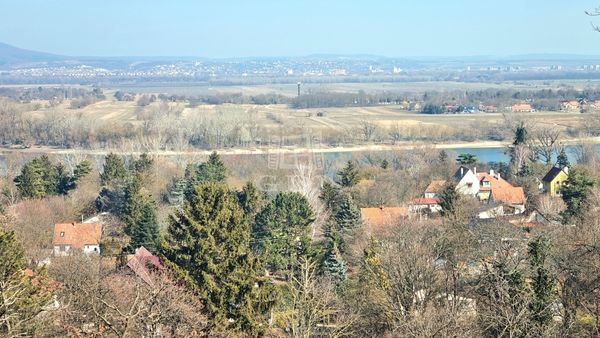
(0, 42), (67, 66)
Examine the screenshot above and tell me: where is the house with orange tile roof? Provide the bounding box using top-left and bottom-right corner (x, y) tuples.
(360, 207), (409, 234)
(561, 100), (580, 111)
(475, 169), (526, 215)
(53, 222), (102, 256)
(511, 103), (534, 112)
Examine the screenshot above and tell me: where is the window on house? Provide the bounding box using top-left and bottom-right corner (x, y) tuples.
(467, 183), (473, 188)
(60, 231), (64, 237)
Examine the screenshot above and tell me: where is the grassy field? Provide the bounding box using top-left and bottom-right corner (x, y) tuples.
(104, 79), (600, 97)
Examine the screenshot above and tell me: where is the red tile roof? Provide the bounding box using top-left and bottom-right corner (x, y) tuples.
(361, 207), (409, 232)
(477, 172), (526, 205)
(53, 223), (102, 248)
(411, 198), (440, 205)
(126, 246), (163, 286)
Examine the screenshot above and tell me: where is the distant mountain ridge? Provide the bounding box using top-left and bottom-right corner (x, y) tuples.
(4, 41), (600, 69)
(0, 42), (67, 65)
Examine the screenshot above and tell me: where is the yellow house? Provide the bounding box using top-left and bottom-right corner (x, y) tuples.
(542, 167), (569, 197)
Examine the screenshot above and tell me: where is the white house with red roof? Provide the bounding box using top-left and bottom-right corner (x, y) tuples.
(422, 167), (526, 218)
(53, 222), (102, 256)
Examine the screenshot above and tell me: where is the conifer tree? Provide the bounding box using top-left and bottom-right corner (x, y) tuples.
(561, 168), (596, 221)
(0, 229), (52, 336)
(130, 153), (153, 174)
(438, 182), (462, 218)
(333, 193), (361, 230)
(556, 148), (570, 169)
(253, 192), (315, 275)
(237, 181), (263, 218)
(163, 182), (268, 334)
(337, 160), (360, 187)
(196, 151), (227, 183)
(130, 201), (161, 252)
(319, 180), (340, 211)
(528, 236), (555, 329)
(13, 160), (46, 198)
(100, 153), (127, 186)
(321, 239), (347, 286)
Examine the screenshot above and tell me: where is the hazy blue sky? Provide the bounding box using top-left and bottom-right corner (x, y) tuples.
(1, 0), (599, 58)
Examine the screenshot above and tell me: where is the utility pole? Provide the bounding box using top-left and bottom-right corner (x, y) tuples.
(297, 82), (301, 97)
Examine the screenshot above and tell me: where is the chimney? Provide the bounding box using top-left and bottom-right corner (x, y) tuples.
(489, 169), (494, 175)
(460, 167), (464, 176)
(474, 167), (477, 175)
(564, 166), (569, 174)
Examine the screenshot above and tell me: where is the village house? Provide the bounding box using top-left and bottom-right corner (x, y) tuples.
(542, 166), (569, 197)
(454, 166), (481, 196)
(475, 169), (526, 215)
(409, 198), (442, 215)
(511, 103), (535, 112)
(423, 166), (526, 218)
(53, 222), (102, 256)
(561, 100), (580, 111)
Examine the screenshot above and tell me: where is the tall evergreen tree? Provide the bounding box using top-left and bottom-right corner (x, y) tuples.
(163, 182), (269, 334)
(237, 181), (263, 218)
(100, 153), (127, 186)
(333, 193), (361, 230)
(196, 151), (227, 183)
(556, 148), (570, 169)
(528, 236), (555, 329)
(337, 160), (360, 187)
(130, 153), (154, 174)
(319, 180), (340, 211)
(561, 168), (596, 221)
(253, 192), (315, 275)
(0, 230), (52, 336)
(121, 173), (145, 236)
(321, 240), (347, 286)
(513, 122), (528, 145)
(438, 182), (462, 218)
(130, 201), (161, 252)
(13, 160), (46, 199)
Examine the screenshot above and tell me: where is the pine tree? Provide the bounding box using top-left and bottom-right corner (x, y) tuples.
(0, 229), (52, 336)
(556, 148), (570, 169)
(100, 153), (127, 186)
(121, 173), (145, 236)
(321, 239), (347, 286)
(513, 122), (528, 145)
(337, 160), (360, 187)
(438, 182), (462, 218)
(561, 168), (596, 221)
(528, 236), (555, 329)
(333, 193), (361, 230)
(319, 180), (340, 211)
(237, 181), (263, 218)
(130, 201), (161, 252)
(253, 192), (315, 275)
(196, 151), (227, 183)
(163, 182), (268, 334)
(457, 153), (477, 166)
(14, 160), (46, 198)
(130, 153), (154, 174)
